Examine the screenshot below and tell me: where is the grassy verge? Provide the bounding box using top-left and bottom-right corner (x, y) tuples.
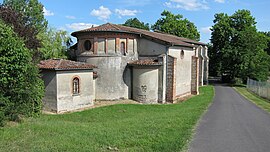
(234, 86), (270, 112)
(0, 86), (214, 152)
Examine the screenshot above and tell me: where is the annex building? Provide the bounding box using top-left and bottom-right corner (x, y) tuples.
(39, 23), (209, 113)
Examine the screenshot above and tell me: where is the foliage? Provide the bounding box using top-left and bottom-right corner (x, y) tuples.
(3, 0), (48, 32)
(0, 86), (214, 151)
(123, 18), (150, 30)
(0, 5), (40, 51)
(152, 10), (200, 41)
(2, 0), (72, 61)
(0, 20), (44, 125)
(210, 9), (270, 82)
(38, 28), (72, 59)
(261, 31), (270, 55)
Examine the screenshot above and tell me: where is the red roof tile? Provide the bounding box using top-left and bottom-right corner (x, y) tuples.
(128, 59), (162, 66)
(38, 59), (96, 70)
(71, 23), (205, 47)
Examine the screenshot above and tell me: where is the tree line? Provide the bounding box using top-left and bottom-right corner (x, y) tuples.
(209, 10), (270, 83)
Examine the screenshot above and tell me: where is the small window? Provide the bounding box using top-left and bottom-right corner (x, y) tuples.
(120, 42), (126, 56)
(84, 40), (92, 51)
(180, 50), (184, 59)
(72, 77), (80, 95)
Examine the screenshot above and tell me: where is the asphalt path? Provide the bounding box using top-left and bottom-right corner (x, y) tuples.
(189, 84), (270, 152)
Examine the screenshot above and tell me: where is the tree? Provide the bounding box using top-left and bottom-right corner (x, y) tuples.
(123, 18), (150, 30)
(38, 28), (72, 59)
(261, 31), (270, 55)
(0, 20), (44, 125)
(210, 9), (270, 82)
(0, 5), (41, 50)
(3, 0), (48, 32)
(152, 10), (200, 41)
(2, 0), (72, 61)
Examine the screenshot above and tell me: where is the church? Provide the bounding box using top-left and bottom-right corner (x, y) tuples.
(38, 23), (209, 113)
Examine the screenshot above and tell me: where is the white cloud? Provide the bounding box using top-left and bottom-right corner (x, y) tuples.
(43, 7), (54, 16)
(164, 0), (209, 11)
(200, 26), (212, 34)
(66, 23), (98, 31)
(90, 6), (112, 21)
(115, 9), (138, 18)
(117, 0), (152, 6)
(65, 16), (76, 19)
(214, 0), (225, 3)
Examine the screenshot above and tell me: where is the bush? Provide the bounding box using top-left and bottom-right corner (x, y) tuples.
(0, 20), (44, 126)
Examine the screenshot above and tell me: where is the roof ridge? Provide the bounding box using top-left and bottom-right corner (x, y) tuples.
(108, 23), (121, 30)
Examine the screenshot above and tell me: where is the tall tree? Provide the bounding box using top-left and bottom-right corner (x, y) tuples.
(123, 18), (150, 30)
(3, 0), (48, 32)
(152, 10), (200, 41)
(2, 0), (72, 61)
(0, 20), (44, 125)
(210, 9), (270, 82)
(0, 5), (40, 50)
(38, 28), (72, 59)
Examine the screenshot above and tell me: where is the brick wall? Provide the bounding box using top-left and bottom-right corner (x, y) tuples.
(166, 55), (177, 102)
(191, 56), (199, 95)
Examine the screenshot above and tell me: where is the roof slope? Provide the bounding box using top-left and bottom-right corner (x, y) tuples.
(71, 23), (206, 47)
(38, 59), (96, 70)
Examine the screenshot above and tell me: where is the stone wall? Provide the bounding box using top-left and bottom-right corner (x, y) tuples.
(78, 55), (137, 100)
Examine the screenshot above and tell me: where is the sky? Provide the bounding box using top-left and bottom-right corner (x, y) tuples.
(1, 0), (270, 43)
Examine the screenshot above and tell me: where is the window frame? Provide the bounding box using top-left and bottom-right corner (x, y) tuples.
(120, 41), (126, 56)
(72, 76), (80, 95)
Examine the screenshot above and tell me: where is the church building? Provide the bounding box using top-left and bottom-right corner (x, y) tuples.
(39, 23), (209, 113)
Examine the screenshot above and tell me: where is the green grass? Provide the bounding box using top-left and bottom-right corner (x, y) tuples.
(234, 86), (270, 112)
(0, 86), (214, 152)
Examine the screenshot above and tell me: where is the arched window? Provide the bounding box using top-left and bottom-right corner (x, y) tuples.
(72, 77), (80, 95)
(180, 50), (184, 59)
(84, 40), (92, 51)
(120, 42), (126, 56)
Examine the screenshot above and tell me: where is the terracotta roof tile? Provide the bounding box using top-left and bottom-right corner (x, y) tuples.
(38, 59), (97, 70)
(71, 23), (205, 47)
(128, 59), (162, 66)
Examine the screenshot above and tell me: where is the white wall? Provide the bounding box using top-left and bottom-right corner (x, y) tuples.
(56, 70), (95, 112)
(169, 46), (194, 96)
(138, 38), (166, 56)
(133, 67), (159, 103)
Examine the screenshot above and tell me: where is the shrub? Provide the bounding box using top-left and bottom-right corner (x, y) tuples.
(0, 19), (44, 125)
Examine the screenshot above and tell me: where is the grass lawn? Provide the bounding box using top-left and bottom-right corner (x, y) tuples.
(234, 86), (270, 112)
(0, 86), (214, 152)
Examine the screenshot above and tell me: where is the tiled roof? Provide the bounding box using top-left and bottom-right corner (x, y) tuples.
(71, 23), (205, 47)
(38, 59), (97, 70)
(128, 59), (162, 66)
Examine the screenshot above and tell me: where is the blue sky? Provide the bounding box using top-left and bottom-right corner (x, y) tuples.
(2, 0), (270, 43)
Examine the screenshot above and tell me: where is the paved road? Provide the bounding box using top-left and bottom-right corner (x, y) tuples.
(189, 85), (270, 152)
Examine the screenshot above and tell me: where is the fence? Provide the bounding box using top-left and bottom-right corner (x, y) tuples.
(247, 78), (270, 100)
